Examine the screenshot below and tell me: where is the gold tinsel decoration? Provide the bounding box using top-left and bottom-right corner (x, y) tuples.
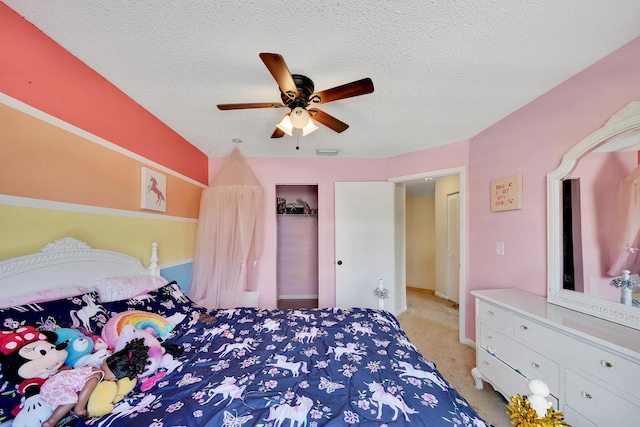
(506, 395), (570, 427)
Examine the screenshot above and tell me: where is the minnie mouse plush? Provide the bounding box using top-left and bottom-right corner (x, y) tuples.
(0, 326), (103, 427)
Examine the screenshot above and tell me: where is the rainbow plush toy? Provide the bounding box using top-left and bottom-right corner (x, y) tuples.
(101, 311), (185, 382)
(101, 311), (176, 346)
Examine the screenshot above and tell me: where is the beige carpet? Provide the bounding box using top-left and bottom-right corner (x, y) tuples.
(397, 288), (512, 427)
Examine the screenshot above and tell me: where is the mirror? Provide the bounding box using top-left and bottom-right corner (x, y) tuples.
(548, 101), (640, 330)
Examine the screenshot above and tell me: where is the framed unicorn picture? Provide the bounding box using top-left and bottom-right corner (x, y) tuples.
(141, 167), (167, 212)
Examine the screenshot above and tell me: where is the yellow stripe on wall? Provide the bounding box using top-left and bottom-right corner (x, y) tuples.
(0, 204), (197, 264)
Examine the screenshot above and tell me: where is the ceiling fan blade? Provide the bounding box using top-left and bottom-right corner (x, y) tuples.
(217, 102), (286, 110)
(259, 53), (299, 100)
(271, 127), (285, 138)
(308, 108), (349, 133)
(309, 77), (374, 105)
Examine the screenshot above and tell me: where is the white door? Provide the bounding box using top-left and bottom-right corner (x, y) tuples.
(335, 182), (396, 312)
(446, 192), (460, 303)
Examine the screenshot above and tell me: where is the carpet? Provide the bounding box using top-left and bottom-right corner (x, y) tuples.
(397, 288), (512, 427)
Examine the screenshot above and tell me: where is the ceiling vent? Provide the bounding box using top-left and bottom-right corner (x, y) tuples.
(316, 149), (339, 156)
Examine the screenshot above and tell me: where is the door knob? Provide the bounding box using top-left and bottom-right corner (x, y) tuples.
(337, 260), (343, 265)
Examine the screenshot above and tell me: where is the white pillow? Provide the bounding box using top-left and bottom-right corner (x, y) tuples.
(91, 275), (168, 302)
(0, 286), (90, 309)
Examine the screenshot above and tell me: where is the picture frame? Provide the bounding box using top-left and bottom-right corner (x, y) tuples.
(490, 174), (522, 212)
(141, 167), (166, 212)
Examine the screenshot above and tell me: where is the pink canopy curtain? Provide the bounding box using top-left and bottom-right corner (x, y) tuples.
(608, 164), (640, 276)
(189, 149), (264, 308)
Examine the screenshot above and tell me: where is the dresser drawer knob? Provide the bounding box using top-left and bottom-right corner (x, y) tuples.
(487, 310), (494, 316)
(485, 334), (493, 340)
(531, 362), (540, 369)
(483, 360), (490, 367)
(601, 360), (614, 368)
(520, 324), (529, 331)
(581, 391), (593, 400)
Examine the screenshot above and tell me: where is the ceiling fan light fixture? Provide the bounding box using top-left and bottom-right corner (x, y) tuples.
(290, 106), (310, 129)
(302, 119), (318, 136)
(276, 114), (294, 136)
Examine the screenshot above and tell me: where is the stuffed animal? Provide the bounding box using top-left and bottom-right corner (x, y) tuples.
(90, 334), (109, 353)
(102, 312), (184, 382)
(54, 328), (111, 369)
(0, 326), (103, 427)
(11, 393), (54, 427)
(101, 311), (181, 344)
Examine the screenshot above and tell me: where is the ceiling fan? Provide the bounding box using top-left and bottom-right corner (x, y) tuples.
(217, 53), (374, 138)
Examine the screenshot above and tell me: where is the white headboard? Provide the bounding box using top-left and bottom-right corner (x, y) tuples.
(0, 237), (159, 300)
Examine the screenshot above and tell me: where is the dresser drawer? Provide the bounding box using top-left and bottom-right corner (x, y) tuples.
(565, 370), (640, 427)
(479, 325), (559, 395)
(513, 314), (640, 398)
(562, 406), (597, 427)
(477, 300), (510, 334)
(477, 347), (528, 400)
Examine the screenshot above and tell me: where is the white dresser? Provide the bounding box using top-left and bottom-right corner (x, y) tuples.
(471, 289), (640, 427)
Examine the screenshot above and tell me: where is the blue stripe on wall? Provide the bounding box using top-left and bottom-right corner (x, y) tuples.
(160, 262), (193, 293)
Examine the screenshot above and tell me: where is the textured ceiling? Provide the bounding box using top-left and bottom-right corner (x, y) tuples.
(4, 1), (640, 158)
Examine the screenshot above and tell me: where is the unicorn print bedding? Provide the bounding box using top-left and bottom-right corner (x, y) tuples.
(81, 292), (491, 425)
(0, 285), (492, 426)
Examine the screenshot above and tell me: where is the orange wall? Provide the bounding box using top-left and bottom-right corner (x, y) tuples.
(1, 104), (200, 219)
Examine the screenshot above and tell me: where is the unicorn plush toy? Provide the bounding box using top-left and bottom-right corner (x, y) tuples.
(101, 312), (184, 382)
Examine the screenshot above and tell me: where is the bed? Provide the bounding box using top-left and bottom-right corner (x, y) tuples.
(0, 237), (493, 427)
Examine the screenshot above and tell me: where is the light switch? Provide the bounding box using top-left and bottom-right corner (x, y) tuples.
(496, 242), (505, 256)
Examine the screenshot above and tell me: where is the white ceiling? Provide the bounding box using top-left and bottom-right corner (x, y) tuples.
(5, 1), (640, 159)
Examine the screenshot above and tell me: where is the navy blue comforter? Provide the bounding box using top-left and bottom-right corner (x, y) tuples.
(67, 307), (491, 427)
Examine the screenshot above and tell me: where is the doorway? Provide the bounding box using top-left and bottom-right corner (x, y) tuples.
(391, 167), (467, 344)
(276, 184), (319, 309)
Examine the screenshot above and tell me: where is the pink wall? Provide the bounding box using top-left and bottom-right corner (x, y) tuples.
(0, 5), (208, 185)
(209, 156), (388, 308)
(385, 140), (471, 178)
(466, 36), (640, 338)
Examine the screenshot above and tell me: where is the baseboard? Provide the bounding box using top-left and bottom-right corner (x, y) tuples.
(434, 290), (448, 300)
(406, 286), (435, 294)
(278, 294), (319, 300)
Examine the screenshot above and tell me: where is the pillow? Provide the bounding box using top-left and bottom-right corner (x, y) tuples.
(0, 291), (108, 335)
(91, 275), (169, 302)
(101, 282), (205, 334)
(0, 286), (90, 309)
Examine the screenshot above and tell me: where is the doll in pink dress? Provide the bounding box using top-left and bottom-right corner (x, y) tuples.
(40, 366), (104, 420)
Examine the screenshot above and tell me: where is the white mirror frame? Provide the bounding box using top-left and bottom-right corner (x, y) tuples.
(547, 101), (640, 329)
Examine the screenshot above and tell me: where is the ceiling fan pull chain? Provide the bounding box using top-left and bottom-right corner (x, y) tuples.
(296, 129), (300, 150)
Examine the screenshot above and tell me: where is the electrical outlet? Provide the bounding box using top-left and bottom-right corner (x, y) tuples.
(496, 242), (505, 256)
